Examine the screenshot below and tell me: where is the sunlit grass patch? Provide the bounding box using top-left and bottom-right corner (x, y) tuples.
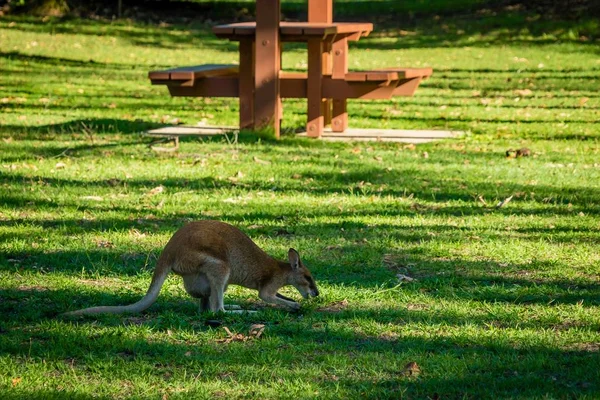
(1, 9), (599, 399)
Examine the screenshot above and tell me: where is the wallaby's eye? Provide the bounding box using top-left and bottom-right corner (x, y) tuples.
(304, 275), (313, 283)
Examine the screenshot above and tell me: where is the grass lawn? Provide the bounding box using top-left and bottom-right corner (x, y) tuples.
(1, 3), (600, 399)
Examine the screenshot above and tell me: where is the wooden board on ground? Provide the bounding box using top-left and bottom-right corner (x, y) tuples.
(296, 128), (460, 143)
(146, 126), (460, 144)
(146, 126), (239, 137)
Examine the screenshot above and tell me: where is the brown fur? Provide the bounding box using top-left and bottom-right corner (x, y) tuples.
(63, 220), (319, 316)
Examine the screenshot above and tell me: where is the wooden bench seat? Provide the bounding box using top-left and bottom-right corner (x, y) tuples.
(151, 67), (431, 100)
(342, 67), (432, 97)
(345, 67), (432, 82)
(149, 64), (239, 87)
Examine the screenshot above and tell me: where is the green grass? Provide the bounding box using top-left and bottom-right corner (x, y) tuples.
(1, 6), (600, 399)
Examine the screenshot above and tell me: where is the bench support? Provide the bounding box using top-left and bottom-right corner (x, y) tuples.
(309, 0), (333, 132)
(307, 38), (324, 138)
(239, 39), (254, 129)
(331, 37), (349, 132)
(254, 0), (281, 138)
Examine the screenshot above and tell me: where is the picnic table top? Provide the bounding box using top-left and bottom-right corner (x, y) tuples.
(213, 21), (373, 41)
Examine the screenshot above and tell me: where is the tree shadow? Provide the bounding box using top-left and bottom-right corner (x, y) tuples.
(1, 282), (598, 397)
(0, 118), (164, 138)
(3, 1), (599, 54)
(1, 214), (598, 308)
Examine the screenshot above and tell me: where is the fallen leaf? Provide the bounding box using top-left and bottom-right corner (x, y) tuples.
(253, 156), (271, 165)
(96, 240), (114, 248)
(317, 299), (349, 313)
(129, 229), (146, 238)
(382, 254), (400, 268)
(579, 97), (589, 107)
(55, 162), (66, 169)
(396, 274), (415, 282)
(496, 195), (514, 208)
(147, 186), (165, 196)
(12, 377), (22, 387)
(402, 361), (421, 377)
(217, 327), (248, 344)
(249, 324), (265, 338)
(80, 196), (104, 201)
(514, 89), (533, 97)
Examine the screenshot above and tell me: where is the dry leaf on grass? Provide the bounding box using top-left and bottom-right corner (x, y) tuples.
(217, 325), (266, 344)
(317, 299), (349, 313)
(402, 361), (421, 377)
(514, 89), (533, 97)
(249, 324), (265, 338)
(147, 186), (165, 196)
(396, 273), (415, 282)
(12, 377), (22, 387)
(496, 195), (514, 208)
(124, 316), (150, 326)
(228, 171), (244, 182)
(253, 156), (271, 165)
(95, 240), (114, 248)
(80, 195), (104, 201)
(383, 254), (398, 268)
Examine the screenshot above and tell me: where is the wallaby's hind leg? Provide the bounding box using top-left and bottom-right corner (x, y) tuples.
(208, 279), (226, 312)
(200, 261), (229, 313)
(199, 297), (210, 313)
(182, 274), (211, 313)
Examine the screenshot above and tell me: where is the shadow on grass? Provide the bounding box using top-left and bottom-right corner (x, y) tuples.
(0, 283), (598, 398)
(0, 118), (164, 138)
(1, 231), (598, 309)
(3, 0), (599, 50)
(1, 152), (598, 214)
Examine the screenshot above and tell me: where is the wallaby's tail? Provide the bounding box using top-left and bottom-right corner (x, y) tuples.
(62, 265), (171, 317)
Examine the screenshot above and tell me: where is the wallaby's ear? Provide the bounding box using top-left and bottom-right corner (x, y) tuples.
(288, 248), (301, 270)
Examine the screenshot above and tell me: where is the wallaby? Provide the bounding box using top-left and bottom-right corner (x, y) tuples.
(63, 220), (319, 316)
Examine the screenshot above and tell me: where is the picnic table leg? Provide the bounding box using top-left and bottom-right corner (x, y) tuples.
(322, 42), (332, 128)
(307, 38), (324, 138)
(309, 0), (333, 130)
(254, 0), (281, 138)
(331, 36), (348, 132)
(279, 42), (284, 129)
(239, 38), (254, 129)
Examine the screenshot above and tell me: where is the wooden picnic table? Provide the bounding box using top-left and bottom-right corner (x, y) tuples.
(149, 0), (432, 139)
(213, 19), (374, 136)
